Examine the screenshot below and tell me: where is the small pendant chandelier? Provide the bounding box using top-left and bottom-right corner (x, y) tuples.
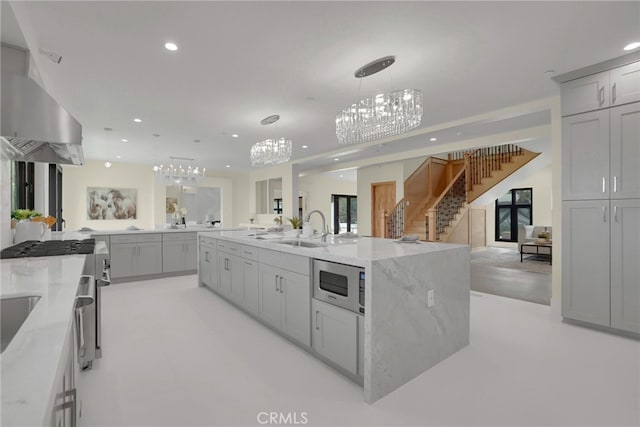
(250, 115), (292, 168)
(153, 156), (205, 185)
(335, 56), (423, 145)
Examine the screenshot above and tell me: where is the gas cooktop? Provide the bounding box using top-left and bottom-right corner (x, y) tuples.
(0, 239), (96, 259)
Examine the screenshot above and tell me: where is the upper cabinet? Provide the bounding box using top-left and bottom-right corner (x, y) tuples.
(561, 62), (640, 117)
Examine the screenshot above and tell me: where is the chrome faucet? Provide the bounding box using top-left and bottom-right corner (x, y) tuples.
(304, 210), (330, 242)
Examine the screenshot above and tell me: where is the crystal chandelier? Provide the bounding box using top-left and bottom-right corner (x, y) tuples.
(153, 156), (205, 185)
(335, 56), (423, 145)
(250, 138), (292, 168)
(336, 89), (423, 145)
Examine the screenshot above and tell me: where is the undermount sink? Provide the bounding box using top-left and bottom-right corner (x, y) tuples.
(275, 240), (327, 248)
(1, 296), (41, 353)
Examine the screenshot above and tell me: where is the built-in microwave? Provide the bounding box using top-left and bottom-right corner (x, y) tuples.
(313, 259), (365, 314)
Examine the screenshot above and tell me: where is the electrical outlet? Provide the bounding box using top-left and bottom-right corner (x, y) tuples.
(427, 289), (435, 307)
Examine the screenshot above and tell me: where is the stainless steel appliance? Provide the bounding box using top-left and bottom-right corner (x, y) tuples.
(81, 241), (110, 366)
(313, 259), (365, 314)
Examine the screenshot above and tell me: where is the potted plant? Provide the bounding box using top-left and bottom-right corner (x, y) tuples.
(11, 209), (42, 228)
(537, 228), (550, 243)
(288, 216), (302, 230)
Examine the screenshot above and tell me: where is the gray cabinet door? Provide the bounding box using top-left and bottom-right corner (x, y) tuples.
(610, 62), (640, 107)
(281, 269), (311, 347)
(184, 239), (197, 271)
(611, 199), (640, 333)
(243, 259), (259, 316)
(199, 244), (212, 287)
(562, 200), (611, 326)
(163, 241), (185, 273)
(562, 110), (610, 200)
(258, 264), (282, 330)
(110, 243), (136, 278)
(137, 242), (163, 276)
(561, 71), (609, 116)
(229, 254), (244, 306)
(218, 253), (232, 297)
(610, 103), (640, 200)
(312, 299), (358, 375)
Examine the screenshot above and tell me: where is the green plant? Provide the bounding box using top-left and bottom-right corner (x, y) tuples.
(11, 209), (42, 221)
(288, 216), (302, 229)
(538, 230), (550, 239)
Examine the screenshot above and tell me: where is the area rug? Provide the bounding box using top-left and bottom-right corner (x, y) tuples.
(471, 248), (552, 274)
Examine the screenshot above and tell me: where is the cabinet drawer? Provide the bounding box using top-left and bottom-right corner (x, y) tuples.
(200, 236), (216, 246)
(110, 234), (139, 244)
(137, 233), (162, 242)
(217, 240), (241, 254)
(166, 232), (197, 241)
(239, 244), (258, 261)
(258, 248), (310, 276)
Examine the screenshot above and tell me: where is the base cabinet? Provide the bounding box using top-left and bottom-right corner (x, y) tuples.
(258, 263), (311, 346)
(562, 199), (640, 333)
(312, 299), (359, 376)
(163, 233), (197, 273)
(110, 234), (162, 279)
(50, 316), (80, 427)
(199, 239), (218, 290)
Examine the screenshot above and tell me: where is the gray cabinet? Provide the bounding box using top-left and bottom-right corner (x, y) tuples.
(162, 233), (197, 273)
(562, 199), (640, 333)
(561, 62), (639, 116)
(561, 71), (609, 116)
(610, 103), (640, 199)
(611, 199), (640, 333)
(199, 238), (217, 290)
(562, 200), (611, 326)
(110, 234), (162, 278)
(50, 317), (79, 427)
(561, 110), (610, 200)
(258, 260), (311, 347)
(218, 252), (232, 297)
(243, 259), (259, 316)
(312, 299), (359, 376)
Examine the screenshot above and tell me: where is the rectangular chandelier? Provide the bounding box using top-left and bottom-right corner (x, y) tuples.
(335, 89), (423, 145)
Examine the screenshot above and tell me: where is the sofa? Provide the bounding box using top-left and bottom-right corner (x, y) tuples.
(518, 225), (552, 253)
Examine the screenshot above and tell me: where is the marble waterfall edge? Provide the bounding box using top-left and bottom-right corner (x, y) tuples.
(364, 247), (470, 403)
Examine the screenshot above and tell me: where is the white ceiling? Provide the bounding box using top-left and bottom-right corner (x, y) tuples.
(4, 1), (640, 172)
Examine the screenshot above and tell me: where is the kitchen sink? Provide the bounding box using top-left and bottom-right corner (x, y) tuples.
(1, 296), (41, 353)
(275, 240), (327, 248)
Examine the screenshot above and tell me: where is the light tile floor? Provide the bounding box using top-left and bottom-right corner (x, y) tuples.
(79, 275), (639, 427)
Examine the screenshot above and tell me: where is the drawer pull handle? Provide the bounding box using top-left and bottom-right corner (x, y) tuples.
(315, 310), (320, 330)
(602, 205), (606, 222)
(612, 82), (617, 104)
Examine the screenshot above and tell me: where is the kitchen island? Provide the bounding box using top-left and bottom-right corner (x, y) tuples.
(197, 230), (470, 403)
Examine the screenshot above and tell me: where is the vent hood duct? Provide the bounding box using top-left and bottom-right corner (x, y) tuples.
(1, 43), (83, 165)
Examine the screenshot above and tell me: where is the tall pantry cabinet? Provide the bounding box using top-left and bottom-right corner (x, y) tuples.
(560, 60), (640, 334)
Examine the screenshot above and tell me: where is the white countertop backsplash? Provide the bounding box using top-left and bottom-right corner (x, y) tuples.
(1, 255), (87, 426)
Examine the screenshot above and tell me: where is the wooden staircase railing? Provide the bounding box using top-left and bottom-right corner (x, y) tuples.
(385, 199), (404, 239)
(426, 168), (466, 241)
(464, 144), (523, 195)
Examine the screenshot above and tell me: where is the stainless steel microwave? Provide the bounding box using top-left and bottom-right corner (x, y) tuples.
(313, 259), (364, 314)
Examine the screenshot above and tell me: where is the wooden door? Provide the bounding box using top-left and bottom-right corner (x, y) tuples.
(371, 181), (396, 238)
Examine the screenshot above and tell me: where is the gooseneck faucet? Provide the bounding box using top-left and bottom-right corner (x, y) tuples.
(304, 210), (330, 242)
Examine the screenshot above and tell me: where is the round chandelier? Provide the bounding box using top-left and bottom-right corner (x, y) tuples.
(250, 138), (292, 168)
(335, 56), (423, 145)
(153, 156), (205, 185)
(250, 114), (292, 168)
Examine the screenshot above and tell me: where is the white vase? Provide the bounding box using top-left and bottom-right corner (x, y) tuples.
(14, 221), (48, 243)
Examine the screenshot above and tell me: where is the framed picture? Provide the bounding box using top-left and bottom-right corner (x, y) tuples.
(166, 197), (178, 214)
(87, 187), (137, 220)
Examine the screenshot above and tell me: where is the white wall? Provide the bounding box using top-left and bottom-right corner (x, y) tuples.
(298, 174), (357, 231)
(63, 160), (240, 230)
(484, 164), (553, 248)
(249, 163), (294, 219)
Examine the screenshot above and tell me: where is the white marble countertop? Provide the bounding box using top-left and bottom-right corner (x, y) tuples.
(1, 255), (87, 426)
(199, 230), (466, 266)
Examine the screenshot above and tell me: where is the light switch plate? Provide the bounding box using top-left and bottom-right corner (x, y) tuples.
(427, 289), (435, 307)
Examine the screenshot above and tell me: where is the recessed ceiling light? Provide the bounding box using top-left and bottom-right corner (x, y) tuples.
(457, 132), (463, 136)
(231, 134), (239, 138)
(339, 174), (344, 178)
(133, 118), (142, 123)
(164, 42), (178, 51)
(193, 139), (200, 143)
(624, 42), (640, 51)
(430, 137), (437, 142)
(116, 155), (121, 159)
(302, 145), (308, 149)
(121, 138), (128, 142)
(104, 161), (112, 168)
(226, 164), (231, 168)
(334, 158), (340, 161)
